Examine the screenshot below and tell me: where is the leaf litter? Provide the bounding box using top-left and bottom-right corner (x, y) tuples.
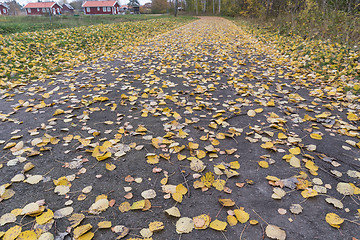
(0, 16), (359, 239)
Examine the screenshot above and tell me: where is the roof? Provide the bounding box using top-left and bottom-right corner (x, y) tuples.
(23, 2), (60, 8)
(82, 1), (117, 7)
(63, 3), (74, 9)
(120, 5), (128, 8)
(0, 3), (9, 9)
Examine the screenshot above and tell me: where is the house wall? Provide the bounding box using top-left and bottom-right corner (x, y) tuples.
(84, 4), (120, 15)
(0, 5), (9, 15)
(26, 4), (61, 15)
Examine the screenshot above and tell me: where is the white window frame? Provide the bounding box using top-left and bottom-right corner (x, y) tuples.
(86, 7), (90, 12)
(97, 7), (100, 11)
(107, 7), (111, 11)
(27, 8), (31, 13)
(42, 8), (45, 12)
(4, 9), (7, 13)
(103, 7), (106, 12)
(37, 8), (40, 11)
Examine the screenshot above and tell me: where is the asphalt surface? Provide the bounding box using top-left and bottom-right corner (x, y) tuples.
(0, 17), (359, 240)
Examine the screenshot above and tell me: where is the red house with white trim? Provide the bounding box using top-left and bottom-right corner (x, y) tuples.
(0, 3), (9, 15)
(24, 2), (62, 15)
(82, 1), (121, 15)
(62, 3), (74, 13)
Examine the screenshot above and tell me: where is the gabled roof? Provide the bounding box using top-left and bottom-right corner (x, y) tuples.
(0, 3), (9, 9)
(82, 1), (117, 7)
(63, 3), (74, 9)
(120, 5), (128, 8)
(23, 2), (60, 8)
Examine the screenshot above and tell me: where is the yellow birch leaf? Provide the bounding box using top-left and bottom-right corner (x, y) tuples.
(261, 142), (273, 149)
(177, 154), (187, 161)
(289, 147), (301, 155)
(278, 133), (287, 139)
(53, 109), (64, 116)
(149, 221), (164, 232)
(188, 142), (199, 149)
(197, 150), (206, 159)
(96, 152), (111, 161)
(77, 232), (94, 240)
(119, 202), (131, 213)
(258, 161), (269, 168)
(105, 163), (116, 171)
(201, 172), (214, 188)
(176, 184), (188, 195)
(247, 110), (256, 117)
(147, 155), (159, 164)
(35, 209), (54, 225)
(227, 215), (238, 226)
(98, 221), (112, 228)
(3, 225), (21, 240)
(301, 189), (318, 198)
(310, 133), (322, 140)
(160, 177), (168, 185)
(249, 220), (258, 225)
(325, 213), (344, 228)
(229, 161), (240, 169)
(209, 219), (227, 231)
(219, 198), (235, 207)
(68, 213), (85, 228)
(73, 224), (92, 239)
(16, 231), (37, 240)
(212, 179), (226, 191)
(172, 192), (183, 203)
(131, 200), (146, 210)
(234, 209), (250, 223)
(193, 214), (211, 229)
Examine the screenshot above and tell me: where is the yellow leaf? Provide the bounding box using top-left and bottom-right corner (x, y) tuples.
(53, 109), (64, 116)
(172, 192), (183, 203)
(77, 232), (94, 240)
(219, 198), (235, 207)
(229, 161), (240, 169)
(68, 213), (85, 228)
(209, 219), (227, 231)
(193, 214), (211, 229)
(278, 133), (287, 139)
(301, 189), (318, 198)
(177, 154), (187, 161)
(131, 200), (146, 210)
(188, 142), (199, 149)
(234, 209), (249, 223)
(105, 163), (116, 171)
(212, 179), (226, 191)
(149, 221), (164, 232)
(261, 142), (273, 149)
(73, 224), (92, 239)
(227, 215), (238, 226)
(258, 161), (269, 168)
(310, 133), (322, 140)
(35, 209), (54, 225)
(347, 112), (359, 121)
(325, 213), (344, 228)
(249, 219), (258, 225)
(3, 225), (21, 240)
(98, 221), (112, 228)
(196, 150), (206, 159)
(147, 155), (159, 164)
(201, 172), (214, 188)
(176, 184), (188, 195)
(160, 177), (168, 185)
(16, 231), (37, 240)
(96, 152), (111, 161)
(118, 202), (131, 213)
(289, 147), (301, 155)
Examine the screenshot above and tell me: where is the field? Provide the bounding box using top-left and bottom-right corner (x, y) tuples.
(0, 16), (195, 88)
(0, 14), (173, 35)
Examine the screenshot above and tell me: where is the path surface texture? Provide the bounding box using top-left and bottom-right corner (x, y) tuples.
(1, 17), (360, 240)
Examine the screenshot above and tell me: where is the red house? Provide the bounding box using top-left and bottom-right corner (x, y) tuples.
(82, 1), (121, 15)
(24, 2), (62, 15)
(0, 3), (9, 15)
(62, 3), (74, 13)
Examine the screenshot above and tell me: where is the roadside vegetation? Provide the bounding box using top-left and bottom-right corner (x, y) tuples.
(0, 14), (173, 35)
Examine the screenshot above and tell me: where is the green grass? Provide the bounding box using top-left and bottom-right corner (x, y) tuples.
(0, 14), (182, 35)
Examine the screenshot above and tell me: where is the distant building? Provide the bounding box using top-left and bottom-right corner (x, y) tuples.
(0, 2), (9, 15)
(120, 5), (128, 12)
(82, 1), (121, 15)
(62, 3), (74, 13)
(23, 2), (62, 15)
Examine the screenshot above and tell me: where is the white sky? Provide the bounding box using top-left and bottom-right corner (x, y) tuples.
(17, 0), (149, 7)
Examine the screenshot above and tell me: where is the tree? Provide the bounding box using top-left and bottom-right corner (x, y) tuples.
(152, 0), (167, 13)
(128, 0), (140, 6)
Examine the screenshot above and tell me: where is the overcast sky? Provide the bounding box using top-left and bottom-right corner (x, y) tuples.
(17, 0), (150, 6)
